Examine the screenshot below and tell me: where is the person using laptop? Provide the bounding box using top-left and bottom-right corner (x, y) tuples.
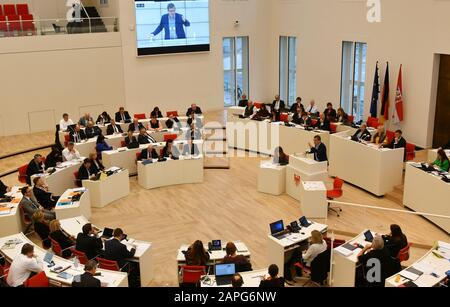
(382, 224), (408, 258)
(49, 219), (76, 259)
(7, 243), (44, 287)
(72, 260), (101, 288)
(259, 264), (284, 288)
(75, 223), (103, 260)
(232, 274), (244, 288)
(222, 242), (252, 272)
(185, 240), (210, 266)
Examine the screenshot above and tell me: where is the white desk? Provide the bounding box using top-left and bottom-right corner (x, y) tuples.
(385, 241), (450, 287)
(257, 161), (286, 196)
(427, 149), (450, 163)
(300, 181), (328, 219)
(286, 155), (328, 202)
(60, 216), (154, 287)
(227, 107), (245, 122)
(332, 230), (376, 287)
(403, 163), (450, 233)
(329, 132), (404, 196)
(82, 169), (130, 208)
(0, 187), (22, 237)
(201, 269), (268, 288)
(0, 233), (128, 287)
(32, 159), (84, 196)
(72, 134), (126, 158)
(138, 156), (204, 190)
(55, 188), (91, 221)
(267, 221), (328, 277)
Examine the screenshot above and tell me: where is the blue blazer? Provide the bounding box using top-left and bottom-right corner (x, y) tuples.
(152, 13), (190, 40)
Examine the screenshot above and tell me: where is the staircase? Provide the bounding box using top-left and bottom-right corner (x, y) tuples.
(81, 6), (107, 33)
(203, 124), (230, 169)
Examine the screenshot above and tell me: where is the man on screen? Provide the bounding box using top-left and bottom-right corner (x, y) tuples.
(150, 3), (190, 40)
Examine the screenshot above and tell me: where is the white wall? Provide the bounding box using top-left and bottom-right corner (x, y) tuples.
(269, 0), (450, 148)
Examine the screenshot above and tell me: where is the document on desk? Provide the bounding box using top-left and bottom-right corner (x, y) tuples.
(234, 242), (248, 253)
(302, 181), (326, 191)
(335, 246), (354, 257)
(97, 275), (117, 287)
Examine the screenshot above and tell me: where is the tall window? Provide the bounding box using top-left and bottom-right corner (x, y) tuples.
(223, 37), (249, 107)
(340, 41), (367, 122)
(279, 36), (297, 106)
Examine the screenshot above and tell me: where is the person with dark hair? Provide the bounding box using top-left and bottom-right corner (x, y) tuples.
(151, 2), (190, 40)
(106, 119), (123, 135)
(79, 113), (94, 128)
(352, 123), (372, 142)
(62, 142), (81, 162)
(19, 186), (55, 220)
(382, 225), (408, 258)
(104, 228), (136, 269)
(70, 124), (87, 143)
(32, 177), (58, 210)
(290, 97), (304, 114)
(292, 106), (303, 125)
(115, 107), (132, 124)
(129, 118), (145, 133)
(96, 134), (113, 159)
(272, 95), (285, 114)
(384, 130), (407, 161)
(7, 243), (43, 287)
(85, 121), (102, 139)
(166, 114), (181, 130)
(432, 149), (450, 172)
(139, 144), (160, 161)
(162, 139), (180, 159)
(45, 145), (63, 168)
(96, 112), (112, 126)
(125, 131), (139, 148)
(308, 135), (328, 162)
(222, 242), (252, 272)
(232, 274), (244, 288)
(238, 94), (249, 108)
(59, 113), (74, 131)
(186, 104), (203, 116)
(323, 102), (337, 122)
(337, 108), (349, 124)
(0, 179), (11, 198)
(185, 240), (210, 266)
(138, 127), (157, 145)
(244, 101), (255, 118)
(89, 152), (105, 174)
(151, 107), (163, 118)
(148, 116), (162, 132)
(259, 264), (285, 287)
(187, 111), (203, 129)
(26, 154), (45, 185)
(77, 158), (94, 183)
(75, 223), (103, 260)
(72, 260), (101, 287)
(314, 113), (331, 132)
(273, 147), (289, 165)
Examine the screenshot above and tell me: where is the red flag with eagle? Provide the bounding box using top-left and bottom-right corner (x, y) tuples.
(393, 65), (404, 124)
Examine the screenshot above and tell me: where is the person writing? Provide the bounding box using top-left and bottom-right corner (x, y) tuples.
(96, 111), (111, 126)
(77, 159), (96, 185)
(308, 135), (328, 162)
(185, 240), (210, 266)
(432, 149), (450, 172)
(62, 142), (81, 162)
(382, 224), (408, 258)
(115, 107), (132, 124)
(104, 228), (136, 272)
(151, 2), (190, 40)
(259, 264), (284, 288)
(273, 147), (289, 165)
(352, 123), (372, 142)
(7, 243), (44, 287)
(222, 242), (252, 272)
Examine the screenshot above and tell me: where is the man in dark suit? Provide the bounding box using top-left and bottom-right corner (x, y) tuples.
(272, 95), (285, 113)
(385, 130), (407, 161)
(106, 119), (124, 135)
(182, 139), (200, 156)
(138, 128), (156, 145)
(299, 113), (313, 127)
(19, 186), (55, 220)
(26, 154), (45, 185)
(75, 223), (103, 260)
(238, 94), (249, 107)
(323, 102), (337, 122)
(244, 101), (254, 118)
(89, 153), (104, 174)
(85, 121), (102, 139)
(125, 131), (139, 148)
(104, 228), (136, 271)
(128, 119), (145, 133)
(308, 135), (328, 162)
(139, 144), (159, 161)
(72, 260), (101, 287)
(315, 113), (331, 132)
(352, 123), (372, 142)
(186, 104), (203, 116)
(115, 107), (132, 124)
(289, 97), (304, 113)
(151, 2), (190, 40)
(77, 159), (95, 186)
(70, 125), (87, 143)
(32, 177), (58, 210)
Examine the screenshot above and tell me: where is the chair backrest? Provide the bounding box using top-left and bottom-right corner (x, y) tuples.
(72, 249), (89, 265)
(16, 4), (29, 15)
(311, 119), (318, 126)
(18, 164), (28, 184)
(4, 4), (16, 15)
(310, 249), (331, 284)
(164, 134), (178, 142)
(347, 115), (355, 124)
(0, 5), (3, 16)
(134, 113), (146, 120)
(0, 15), (6, 31)
(18, 204), (32, 225)
(280, 113), (289, 123)
(136, 152), (142, 161)
(73, 171), (79, 180)
(253, 102), (263, 110)
(330, 123), (337, 133)
(24, 271), (49, 287)
(397, 243), (412, 262)
(367, 117), (379, 129)
(121, 141), (126, 148)
(182, 266), (206, 285)
(333, 177), (344, 190)
(406, 143), (415, 161)
(386, 130), (395, 143)
(324, 237), (346, 249)
(50, 238), (62, 256)
(167, 111), (179, 117)
(0, 263), (9, 281)
(7, 14), (21, 31)
(97, 257), (120, 271)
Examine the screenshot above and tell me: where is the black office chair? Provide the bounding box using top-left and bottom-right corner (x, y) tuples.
(296, 249), (331, 287)
(235, 262), (253, 273)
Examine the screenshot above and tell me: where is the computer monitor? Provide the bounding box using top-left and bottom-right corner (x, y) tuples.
(212, 240), (221, 248)
(215, 263), (236, 277)
(44, 252), (54, 264)
(299, 216), (311, 227)
(270, 220), (285, 235)
(102, 228), (114, 238)
(364, 230), (374, 242)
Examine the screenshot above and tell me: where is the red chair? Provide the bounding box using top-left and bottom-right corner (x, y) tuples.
(19, 204), (33, 234)
(0, 5), (3, 16)
(386, 130), (395, 144)
(50, 238), (63, 257)
(280, 113), (289, 123)
(367, 117), (379, 129)
(164, 134), (178, 142)
(0, 263), (9, 284)
(327, 177), (344, 217)
(16, 4), (29, 15)
(397, 243), (413, 263)
(21, 14), (35, 34)
(406, 143), (415, 161)
(330, 123), (337, 133)
(167, 111), (179, 117)
(181, 266), (206, 287)
(7, 15), (21, 32)
(136, 152), (142, 161)
(347, 115), (355, 124)
(121, 141), (126, 148)
(97, 257), (120, 271)
(72, 249), (89, 265)
(253, 102), (264, 110)
(73, 171), (81, 187)
(134, 113), (147, 120)
(311, 119), (318, 126)
(3, 4), (16, 15)
(324, 237), (346, 249)
(0, 15), (7, 32)
(24, 271), (49, 287)
(18, 164), (28, 184)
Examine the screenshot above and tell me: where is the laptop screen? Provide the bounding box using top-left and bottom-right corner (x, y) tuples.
(215, 263), (236, 277)
(364, 230), (374, 241)
(299, 216), (311, 227)
(44, 252), (54, 264)
(212, 240), (221, 248)
(103, 228), (113, 237)
(270, 220), (284, 235)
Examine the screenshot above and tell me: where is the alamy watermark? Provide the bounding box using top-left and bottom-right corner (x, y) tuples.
(367, 0), (381, 23)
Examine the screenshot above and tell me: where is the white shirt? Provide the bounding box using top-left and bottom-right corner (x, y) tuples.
(62, 148), (81, 162)
(307, 105), (318, 114)
(7, 254), (43, 287)
(59, 119), (74, 131)
(303, 241), (327, 267)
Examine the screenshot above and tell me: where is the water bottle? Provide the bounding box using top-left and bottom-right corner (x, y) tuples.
(73, 256), (80, 269)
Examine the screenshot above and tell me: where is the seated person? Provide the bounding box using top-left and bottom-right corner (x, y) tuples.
(314, 113), (331, 132)
(104, 228), (136, 270)
(323, 102), (337, 122)
(139, 144), (160, 161)
(62, 142), (81, 162)
(96, 111), (112, 126)
(77, 159), (97, 184)
(238, 94), (249, 107)
(306, 100), (319, 116)
(337, 108), (349, 124)
(302, 231), (327, 267)
(26, 154), (45, 185)
(352, 123), (372, 142)
(182, 139), (200, 156)
(290, 97), (305, 114)
(125, 131), (139, 147)
(75, 223), (103, 260)
(85, 121), (102, 139)
(187, 111), (203, 129)
(151, 107), (163, 118)
(138, 128), (157, 145)
(32, 211), (51, 249)
(186, 103), (203, 116)
(273, 147), (289, 165)
(259, 264), (285, 288)
(70, 125), (87, 143)
(59, 113), (74, 131)
(128, 119), (145, 133)
(243, 101), (255, 118)
(115, 107), (132, 123)
(78, 113), (93, 128)
(19, 186), (55, 221)
(384, 130), (407, 161)
(49, 219), (76, 259)
(299, 113), (313, 127)
(308, 135), (328, 162)
(166, 114), (181, 130)
(45, 146), (63, 168)
(372, 125), (389, 146)
(291, 107), (303, 125)
(432, 149), (450, 172)
(32, 177), (58, 210)
(252, 105), (271, 121)
(162, 139), (180, 159)
(382, 224), (408, 258)
(223, 242), (252, 272)
(184, 240), (210, 266)
(89, 152), (105, 174)
(6, 243), (44, 287)
(271, 109), (281, 122)
(96, 134), (113, 159)
(232, 274), (244, 288)
(72, 260), (101, 287)
(0, 179), (11, 198)
(148, 116), (162, 132)
(272, 95), (285, 113)
(106, 119), (123, 135)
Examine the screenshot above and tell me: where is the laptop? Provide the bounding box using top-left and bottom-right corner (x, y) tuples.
(44, 252), (55, 265)
(209, 240), (222, 251)
(101, 228), (114, 239)
(364, 230), (374, 242)
(270, 220), (289, 239)
(215, 263), (236, 286)
(299, 216), (312, 227)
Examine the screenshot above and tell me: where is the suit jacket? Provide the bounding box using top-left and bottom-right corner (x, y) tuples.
(128, 123), (145, 133)
(33, 186), (56, 210)
(125, 136), (139, 147)
(70, 130), (87, 143)
(259, 277), (285, 288)
(182, 144), (200, 156)
(96, 114), (111, 125)
(324, 109), (337, 121)
(387, 137), (407, 161)
(77, 165), (91, 182)
(272, 100), (285, 112)
(152, 13), (190, 40)
(310, 143), (328, 162)
(85, 126), (102, 139)
(238, 99), (248, 107)
(45, 151), (63, 169)
(72, 272), (101, 288)
(115, 111), (132, 123)
(289, 103), (304, 113)
(186, 107), (203, 117)
(0, 180), (8, 198)
(106, 124), (123, 135)
(75, 233), (103, 261)
(315, 119), (331, 132)
(19, 196), (55, 220)
(104, 239), (136, 269)
(139, 148), (159, 161)
(90, 158), (105, 174)
(244, 106), (254, 118)
(26, 160), (45, 185)
(162, 146), (180, 159)
(138, 134), (156, 145)
(353, 129), (372, 142)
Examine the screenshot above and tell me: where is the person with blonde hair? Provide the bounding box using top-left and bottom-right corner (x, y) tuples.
(32, 211), (51, 249)
(49, 219), (76, 258)
(302, 230), (327, 267)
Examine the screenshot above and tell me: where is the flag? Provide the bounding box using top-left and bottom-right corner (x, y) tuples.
(380, 62), (390, 122)
(393, 65), (404, 124)
(370, 62), (380, 118)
